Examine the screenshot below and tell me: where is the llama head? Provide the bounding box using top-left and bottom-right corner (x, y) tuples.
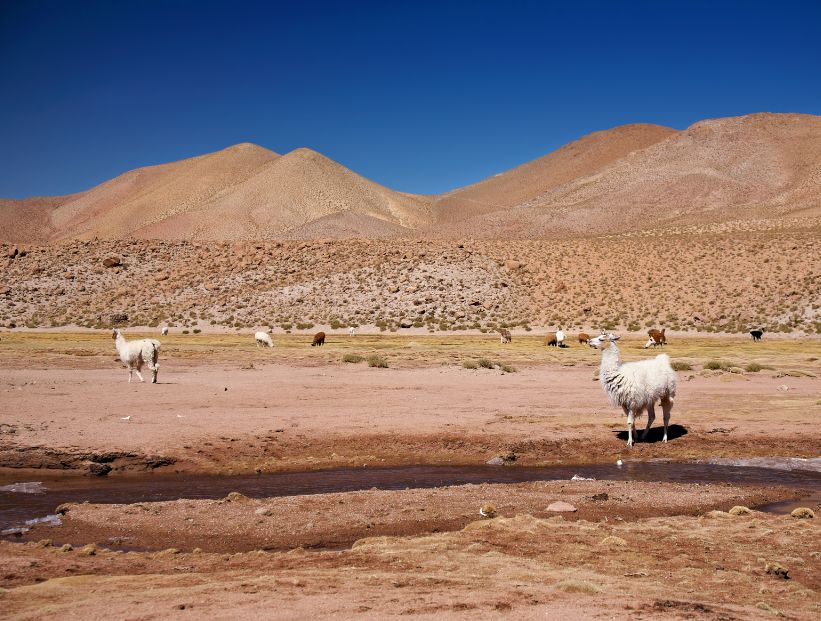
(112, 329), (122, 340)
(588, 333), (620, 348)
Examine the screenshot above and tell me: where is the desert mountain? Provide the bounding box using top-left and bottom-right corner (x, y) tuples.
(1, 143), (433, 242)
(1, 113), (819, 243)
(430, 123), (677, 226)
(430, 113), (821, 237)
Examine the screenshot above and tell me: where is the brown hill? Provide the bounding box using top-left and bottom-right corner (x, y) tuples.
(2, 143), (433, 243)
(431, 113), (821, 238)
(0, 193), (84, 244)
(430, 123), (677, 226)
(2, 113), (820, 243)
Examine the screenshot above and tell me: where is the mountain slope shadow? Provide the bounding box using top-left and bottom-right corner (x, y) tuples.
(613, 424), (688, 443)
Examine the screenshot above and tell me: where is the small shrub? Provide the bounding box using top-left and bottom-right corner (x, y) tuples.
(704, 360), (727, 371)
(745, 362), (763, 373)
(343, 353), (364, 363)
(463, 360), (479, 370)
(295, 322), (314, 330)
(499, 364), (517, 373)
(478, 358), (494, 369)
(182, 330), (190, 335)
(192, 328), (201, 334)
(367, 355), (388, 368)
(671, 361), (692, 371)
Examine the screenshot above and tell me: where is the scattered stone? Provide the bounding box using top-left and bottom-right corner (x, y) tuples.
(599, 536), (627, 547)
(87, 462), (112, 476)
(223, 491), (250, 503)
(728, 505), (752, 516)
(591, 493), (609, 501)
(776, 384), (790, 392)
(58, 543), (73, 552)
(8, 246), (18, 258)
(254, 506), (275, 516)
(546, 501), (577, 513)
(79, 544), (97, 556)
(35, 539), (52, 548)
(479, 503), (497, 518)
(486, 456), (504, 466)
(704, 510), (731, 519)
(192, 548), (203, 554)
(102, 256), (122, 268)
(755, 602), (783, 616)
(765, 562), (790, 580)
(790, 507), (814, 519)
(55, 503), (73, 515)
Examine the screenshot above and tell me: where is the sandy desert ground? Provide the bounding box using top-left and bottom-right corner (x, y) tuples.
(1, 332), (819, 619)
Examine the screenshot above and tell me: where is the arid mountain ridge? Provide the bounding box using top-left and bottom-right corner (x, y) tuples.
(2, 112), (820, 243)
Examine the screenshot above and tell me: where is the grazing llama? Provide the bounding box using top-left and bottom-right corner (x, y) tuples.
(544, 332), (557, 346)
(589, 333), (677, 447)
(255, 331), (274, 348)
(644, 328), (667, 348)
(113, 329), (161, 383)
(499, 329), (512, 344)
(312, 331), (326, 346)
(578, 332), (591, 345)
(749, 328), (764, 341)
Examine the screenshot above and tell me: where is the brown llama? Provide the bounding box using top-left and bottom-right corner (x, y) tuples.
(311, 331), (326, 346)
(578, 332), (591, 345)
(544, 332), (558, 346)
(644, 328), (666, 349)
(499, 329), (511, 344)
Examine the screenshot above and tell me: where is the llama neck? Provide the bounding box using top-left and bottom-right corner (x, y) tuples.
(599, 341), (621, 375)
(115, 334), (127, 354)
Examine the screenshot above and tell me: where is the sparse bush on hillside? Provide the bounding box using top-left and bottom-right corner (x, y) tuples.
(343, 353), (364, 363)
(478, 358), (494, 369)
(367, 354), (388, 368)
(671, 361), (692, 371)
(463, 360), (479, 369)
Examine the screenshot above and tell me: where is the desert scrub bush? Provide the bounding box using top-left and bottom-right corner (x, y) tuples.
(280, 322), (292, 330)
(192, 328), (201, 334)
(367, 355), (388, 368)
(295, 322), (314, 330)
(627, 322), (641, 332)
(499, 363), (517, 373)
(463, 360), (479, 370)
(478, 358), (494, 369)
(704, 360), (728, 371)
(671, 361), (692, 371)
(343, 353), (364, 363)
(329, 319), (342, 329)
(182, 330), (190, 334)
(744, 362), (763, 372)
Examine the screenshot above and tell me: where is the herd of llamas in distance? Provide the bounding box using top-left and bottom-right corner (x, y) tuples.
(111, 324), (768, 447)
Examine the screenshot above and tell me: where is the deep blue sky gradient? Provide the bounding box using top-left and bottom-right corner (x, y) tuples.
(1, 0), (819, 198)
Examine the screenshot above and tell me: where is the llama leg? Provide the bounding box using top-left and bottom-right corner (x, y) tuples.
(661, 397), (673, 443)
(642, 404), (655, 440)
(127, 367), (133, 382)
(626, 410), (635, 447)
(134, 359), (145, 382)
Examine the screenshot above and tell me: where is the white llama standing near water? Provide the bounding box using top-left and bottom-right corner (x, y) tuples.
(113, 329), (161, 383)
(588, 333), (677, 447)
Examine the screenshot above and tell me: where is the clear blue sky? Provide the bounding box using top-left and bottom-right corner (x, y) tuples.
(1, 0), (819, 199)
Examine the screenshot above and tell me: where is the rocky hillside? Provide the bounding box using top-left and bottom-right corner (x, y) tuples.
(2, 225), (818, 334)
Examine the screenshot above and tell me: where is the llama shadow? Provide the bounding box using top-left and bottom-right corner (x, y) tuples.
(613, 424), (688, 443)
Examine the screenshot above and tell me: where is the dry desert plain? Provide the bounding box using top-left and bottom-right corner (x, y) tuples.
(1, 330), (820, 620)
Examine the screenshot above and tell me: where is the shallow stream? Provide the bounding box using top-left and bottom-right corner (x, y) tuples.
(2, 459), (820, 537)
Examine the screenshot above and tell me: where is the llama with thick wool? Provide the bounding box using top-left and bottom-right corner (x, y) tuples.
(589, 333), (677, 447)
(113, 329), (161, 383)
